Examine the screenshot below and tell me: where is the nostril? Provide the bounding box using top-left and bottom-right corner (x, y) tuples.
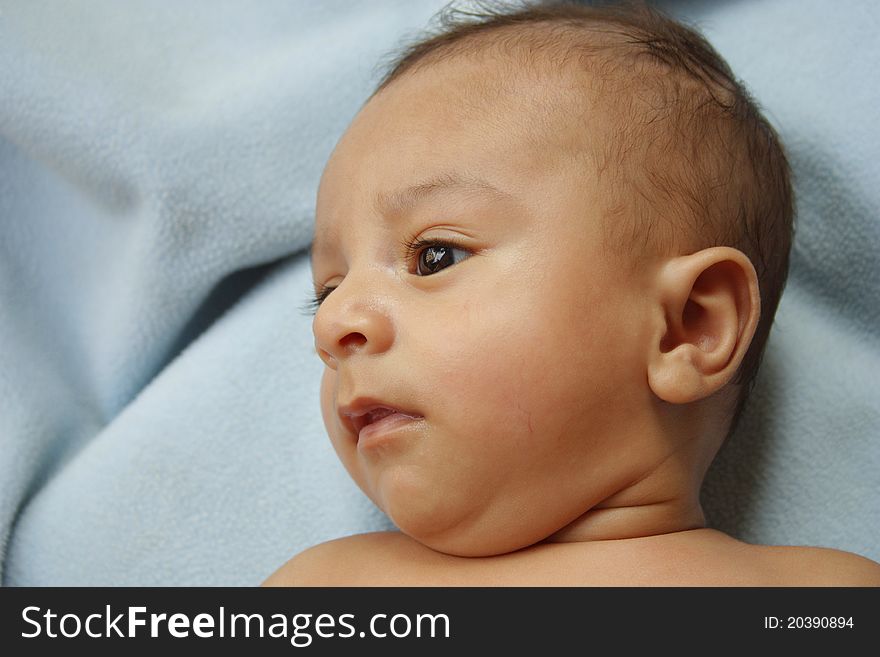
(316, 347), (336, 368)
(339, 332), (367, 351)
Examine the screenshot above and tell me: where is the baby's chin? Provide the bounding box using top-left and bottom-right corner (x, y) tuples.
(402, 524), (547, 558)
(356, 456), (561, 556)
(379, 493), (550, 558)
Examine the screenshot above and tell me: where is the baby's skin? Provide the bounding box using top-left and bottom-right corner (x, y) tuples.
(265, 47), (880, 587)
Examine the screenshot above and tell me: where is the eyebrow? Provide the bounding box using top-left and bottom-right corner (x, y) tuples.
(373, 172), (511, 216)
(311, 172), (512, 266)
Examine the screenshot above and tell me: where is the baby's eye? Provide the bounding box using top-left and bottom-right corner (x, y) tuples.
(410, 240), (473, 276)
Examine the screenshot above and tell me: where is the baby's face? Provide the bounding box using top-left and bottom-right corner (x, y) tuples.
(311, 57), (655, 556)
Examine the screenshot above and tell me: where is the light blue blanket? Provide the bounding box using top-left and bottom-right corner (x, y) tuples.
(1, 0), (877, 585)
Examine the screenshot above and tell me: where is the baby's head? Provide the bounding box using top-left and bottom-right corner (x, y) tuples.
(309, 1), (793, 556)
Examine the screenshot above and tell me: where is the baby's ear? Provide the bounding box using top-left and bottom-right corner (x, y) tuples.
(647, 247), (760, 404)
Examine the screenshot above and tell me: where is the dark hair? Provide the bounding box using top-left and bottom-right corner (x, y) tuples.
(374, 0), (795, 436)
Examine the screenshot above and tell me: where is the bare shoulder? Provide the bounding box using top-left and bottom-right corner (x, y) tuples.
(261, 532), (450, 587)
(261, 530), (880, 586)
(756, 544), (880, 586)
(671, 530), (880, 586)
(559, 530), (880, 586)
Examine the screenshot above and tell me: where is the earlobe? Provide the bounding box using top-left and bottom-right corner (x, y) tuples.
(647, 247), (760, 405)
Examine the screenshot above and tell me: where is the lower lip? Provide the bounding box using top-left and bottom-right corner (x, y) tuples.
(358, 413), (422, 448)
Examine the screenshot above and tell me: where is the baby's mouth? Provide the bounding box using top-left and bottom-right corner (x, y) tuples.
(352, 407), (420, 434)
(338, 401), (423, 437)
(362, 407), (398, 428)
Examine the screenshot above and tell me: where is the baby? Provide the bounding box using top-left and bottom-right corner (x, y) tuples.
(265, 1), (880, 586)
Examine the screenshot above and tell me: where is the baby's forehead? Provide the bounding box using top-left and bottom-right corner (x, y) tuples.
(314, 61), (604, 245)
(382, 23), (644, 123)
(320, 68), (594, 218)
(357, 55), (615, 173)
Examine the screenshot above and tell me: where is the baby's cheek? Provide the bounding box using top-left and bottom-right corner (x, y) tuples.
(319, 369), (336, 435)
(425, 305), (557, 436)
(320, 369), (352, 460)
(319, 367), (376, 496)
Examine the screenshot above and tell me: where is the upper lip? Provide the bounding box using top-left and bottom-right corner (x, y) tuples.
(337, 397), (422, 436)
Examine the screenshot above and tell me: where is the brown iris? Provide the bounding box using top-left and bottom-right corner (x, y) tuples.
(417, 245), (452, 275)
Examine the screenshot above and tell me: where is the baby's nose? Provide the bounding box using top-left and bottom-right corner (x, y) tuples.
(312, 282), (394, 367)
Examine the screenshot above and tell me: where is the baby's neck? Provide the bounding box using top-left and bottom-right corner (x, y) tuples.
(541, 429), (715, 544)
(544, 452), (708, 544)
(543, 496), (706, 544)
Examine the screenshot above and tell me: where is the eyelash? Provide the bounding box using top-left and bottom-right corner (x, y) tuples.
(400, 234), (469, 265)
(304, 235), (472, 314)
(303, 283), (335, 315)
